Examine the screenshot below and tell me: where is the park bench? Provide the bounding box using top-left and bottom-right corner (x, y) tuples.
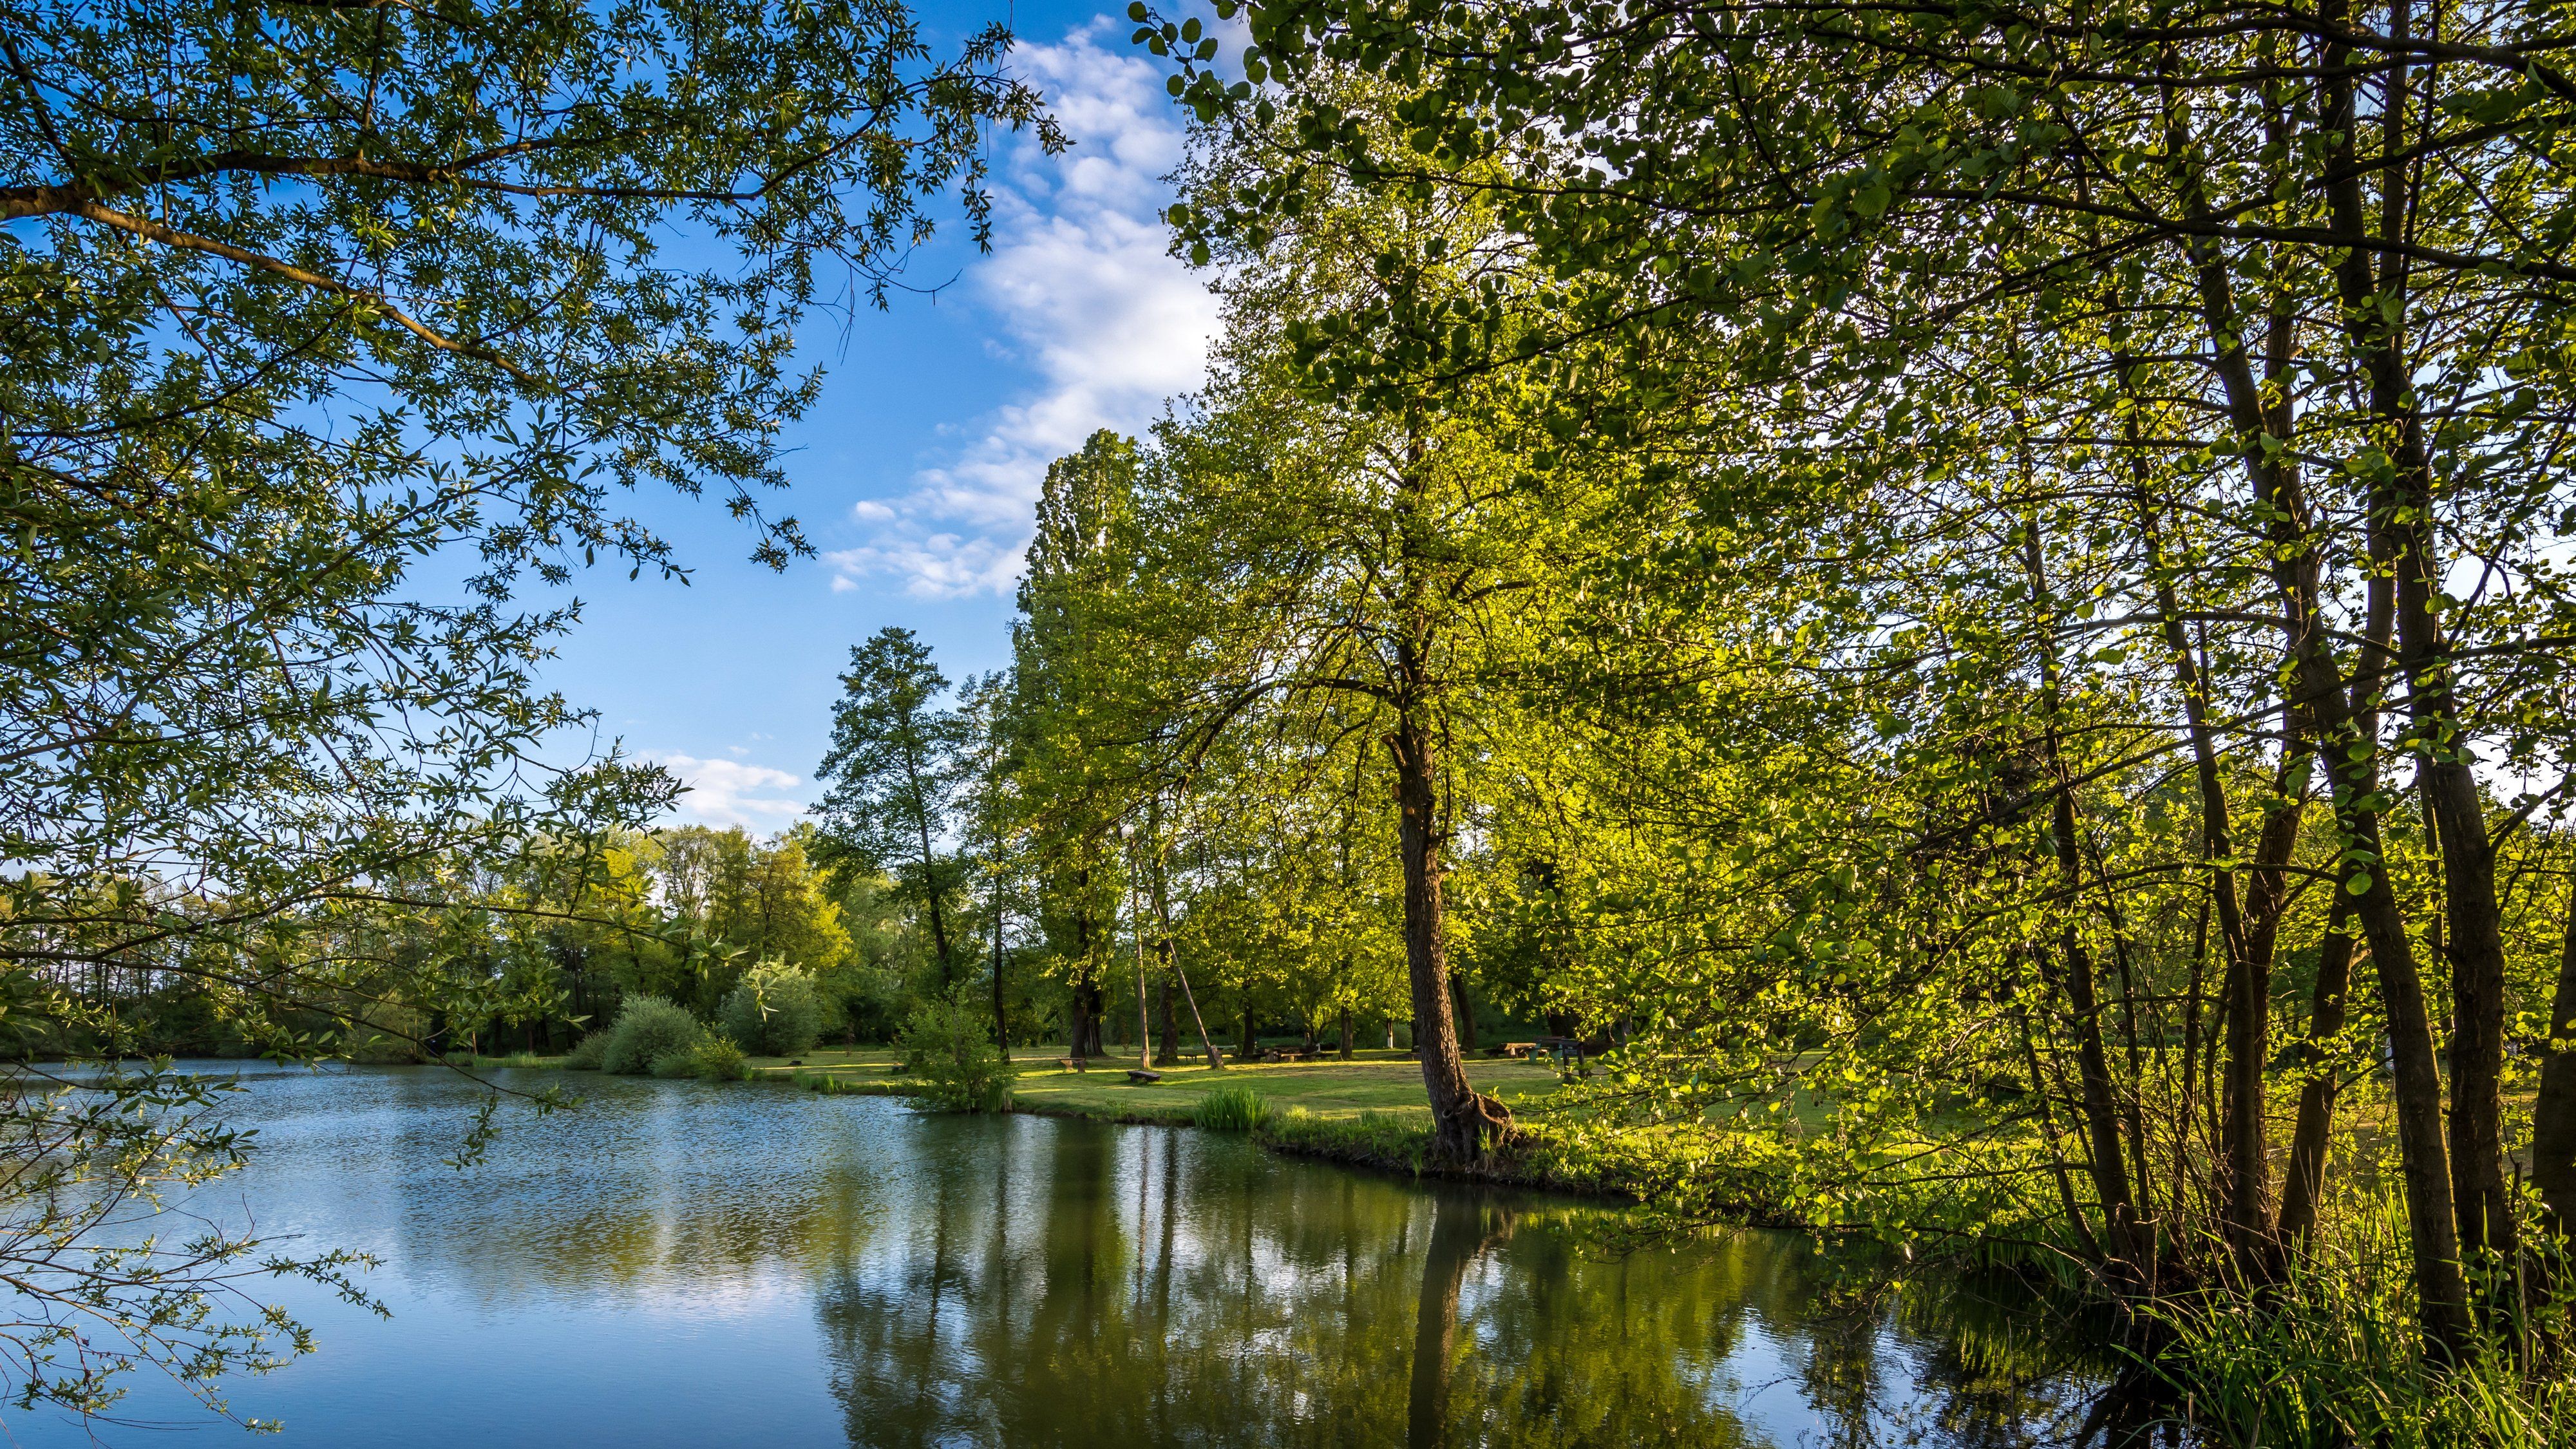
(1495, 1041), (1538, 1059)
(1127, 1068), (1163, 1084)
(1056, 1056), (1088, 1072)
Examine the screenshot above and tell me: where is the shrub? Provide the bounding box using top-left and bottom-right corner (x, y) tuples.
(600, 995), (702, 1075)
(896, 991), (1012, 1112)
(687, 1034), (752, 1083)
(1192, 1083), (1273, 1132)
(717, 961), (824, 1057)
(562, 1031), (611, 1071)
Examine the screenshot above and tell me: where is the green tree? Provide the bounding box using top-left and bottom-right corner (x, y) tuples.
(0, 0), (1054, 1416)
(816, 628), (969, 980)
(1149, 0), (2576, 1380)
(1010, 432), (1148, 1058)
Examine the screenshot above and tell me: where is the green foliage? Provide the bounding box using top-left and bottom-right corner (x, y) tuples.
(896, 992), (1013, 1113)
(685, 1036), (753, 1084)
(1, 0), (1063, 1416)
(815, 629), (970, 974)
(718, 962), (826, 1057)
(600, 997), (703, 1077)
(1191, 1083), (1274, 1132)
(562, 1032), (612, 1072)
(2150, 1199), (2576, 1447)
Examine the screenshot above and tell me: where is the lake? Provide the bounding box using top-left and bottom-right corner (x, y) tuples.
(12, 1063), (2128, 1446)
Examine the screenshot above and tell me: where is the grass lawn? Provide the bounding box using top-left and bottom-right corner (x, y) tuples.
(743, 1046), (1572, 1123)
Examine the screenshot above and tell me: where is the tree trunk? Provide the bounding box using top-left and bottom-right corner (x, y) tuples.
(2534, 878), (2576, 1242)
(1339, 1006), (1353, 1061)
(1391, 710), (1507, 1164)
(916, 808), (954, 982)
(1155, 972), (1179, 1067)
(2311, 0), (2483, 1341)
(2280, 896), (2358, 1242)
(2137, 486), (2269, 1263)
(2026, 522), (2146, 1278)
(990, 873), (1009, 1059)
(1068, 895), (1104, 1059)
(2173, 77), (2465, 1340)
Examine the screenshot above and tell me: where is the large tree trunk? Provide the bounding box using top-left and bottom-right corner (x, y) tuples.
(1068, 890), (1104, 1059)
(2174, 77), (2465, 1340)
(2312, 0), (2482, 1341)
(2535, 880), (2576, 1242)
(1391, 708), (1508, 1164)
(1155, 974), (1179, 1066)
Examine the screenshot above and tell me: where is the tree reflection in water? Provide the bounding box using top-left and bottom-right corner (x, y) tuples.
(813, 1115), (2130, 1448)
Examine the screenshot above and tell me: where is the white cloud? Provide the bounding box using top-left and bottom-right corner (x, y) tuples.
(823, 21), (1220, 600)
(649, 753), (808, 830)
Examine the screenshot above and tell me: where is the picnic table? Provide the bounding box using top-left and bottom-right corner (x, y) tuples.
(1056, 1056), (1088, 1072)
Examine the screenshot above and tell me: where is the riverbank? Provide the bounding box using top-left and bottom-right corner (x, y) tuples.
(770, 1046), (1642, 1195)
(464, 1043), (1654, 1198)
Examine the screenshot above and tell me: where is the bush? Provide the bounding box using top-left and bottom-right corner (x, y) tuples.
(600, 995), (702, 1075)
(1192, 1083), (1273, 1132)
(687, 1034), (752, 1082)
(717, 961), (824, 1057)
(896, 991), (1012, 1112)
(562, 1030), (611, 1071)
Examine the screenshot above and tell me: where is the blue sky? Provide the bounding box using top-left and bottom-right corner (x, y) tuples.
(538, 5), (1219, 829)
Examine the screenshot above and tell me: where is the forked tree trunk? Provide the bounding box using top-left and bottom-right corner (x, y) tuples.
(2313, 0), (2477, 1345)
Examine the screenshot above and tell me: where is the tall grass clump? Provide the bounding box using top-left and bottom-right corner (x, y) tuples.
(599, 996), (702, 1075)
(717, 960), (824, 1057)
(895, 991), (1010, 1112)
(1192, 1083), (1273, 1132)
(2150, 1195), (2576, 1449)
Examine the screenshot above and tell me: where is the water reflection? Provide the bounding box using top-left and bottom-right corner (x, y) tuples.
(10, 1065), (2132, 1448)
(807, 1111), (2116, 1448)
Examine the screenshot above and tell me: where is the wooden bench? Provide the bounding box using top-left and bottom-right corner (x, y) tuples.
(1501, 1041), (1537, 1059)
(1056, 1056), (1088, 1072)
(1127, 1068), (1163, 1084)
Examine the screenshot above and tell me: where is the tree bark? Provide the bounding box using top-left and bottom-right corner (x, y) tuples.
(1392, 711), (1508, 1164)
(989, 872), (1009, 1059)
(2535, 878), (2576, 1242)
(2280, 896), (2358, 1243)
(2316, 0), (2508, 1305)
(2023, 521), (2146, 1278)
(1068, 886), (1104, 1059)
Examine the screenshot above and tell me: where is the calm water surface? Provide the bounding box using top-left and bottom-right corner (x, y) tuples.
(14, 1063), (2119, 1447)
